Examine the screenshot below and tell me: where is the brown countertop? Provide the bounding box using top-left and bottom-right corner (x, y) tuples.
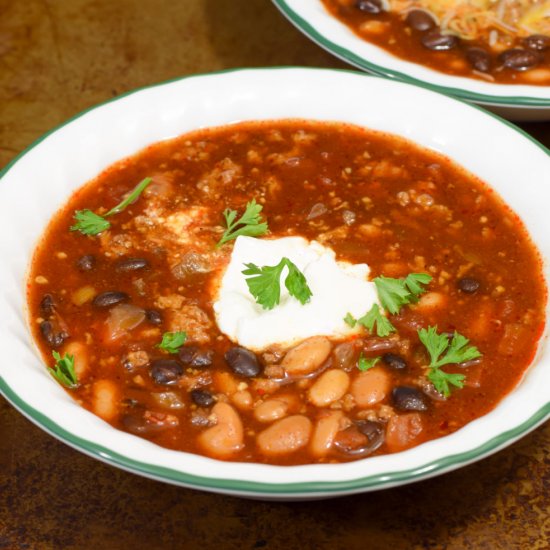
(0, 1), (548, 548)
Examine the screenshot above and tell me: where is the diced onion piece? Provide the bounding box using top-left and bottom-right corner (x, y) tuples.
(105, 304), (146, 341)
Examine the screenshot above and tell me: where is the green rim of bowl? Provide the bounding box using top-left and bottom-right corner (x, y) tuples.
(0, 66), (549, 496)
(272, 0), (550, 108)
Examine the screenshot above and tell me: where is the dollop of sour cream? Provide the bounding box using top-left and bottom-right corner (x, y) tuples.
(213, 236), (378, 351)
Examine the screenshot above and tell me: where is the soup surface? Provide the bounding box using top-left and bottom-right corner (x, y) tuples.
(322, 0), (550, 85)
(28, 120), (546, 465)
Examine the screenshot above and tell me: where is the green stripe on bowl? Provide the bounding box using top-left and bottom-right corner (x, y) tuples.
(273, 0), (550, 108)
(1, 67), (549, 496)
(1, 375), (549, 494)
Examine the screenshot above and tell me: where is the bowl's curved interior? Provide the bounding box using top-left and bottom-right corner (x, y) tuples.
(0, 67), (548, 498)
(273, 0), (550, 113)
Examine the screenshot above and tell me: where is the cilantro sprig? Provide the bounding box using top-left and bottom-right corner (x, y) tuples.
(418, 326), (481, 397)
(357, 353), (380, 372)
(71, 176), (152, 235)
(374, 273), (432, 315)
(345, 304), (396, 337)
(49, 351), (78, 388)
(157, 331), (187, 354)
(243, 257), (312, 310)
(217, 199), (268, 247)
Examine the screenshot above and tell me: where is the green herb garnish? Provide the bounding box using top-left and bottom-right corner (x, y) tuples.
(348, 304), (396, 337)
(71, 176), (152, 235)
(418, 326), (481, 397)
(374, 273), (432, 315)
(344, 312), (357, 327)
(157, 331), (187, 354)
(357, 353), (380, 372)
(243, 257), (312, 310)
(50, 351), (78, 388)
(217, 199), (268, 247)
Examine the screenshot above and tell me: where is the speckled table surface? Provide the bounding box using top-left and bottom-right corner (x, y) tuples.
(0, 1), (549, 549)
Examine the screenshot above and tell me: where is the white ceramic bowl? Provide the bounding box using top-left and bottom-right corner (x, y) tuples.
(273, 0), (550, 121)
(0, 68), (548, 500)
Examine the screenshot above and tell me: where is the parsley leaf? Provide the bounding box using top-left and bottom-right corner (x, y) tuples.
(71, 177), (152, 236)
(357, 353), (380, 372)
(242, 257), (312, 310)
(344, 312), (357, 327)
(357, 304), (396, 337)
(418, 326), (481, 397)
(50, 351), (78, 388)
(374, 273), (432, 315)
(157, 331), (187, 354)
(427, 368), (466, 398)
(70, 209), (111, 236)
(217, 199), (268, 247)
(105, 176), (153, 216)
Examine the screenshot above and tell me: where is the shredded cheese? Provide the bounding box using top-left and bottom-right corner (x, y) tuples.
(389, 0), (550, 44)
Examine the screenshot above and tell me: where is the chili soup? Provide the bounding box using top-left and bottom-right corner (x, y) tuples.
(28, 120), (546, 466)
(321, 0), (550, 85)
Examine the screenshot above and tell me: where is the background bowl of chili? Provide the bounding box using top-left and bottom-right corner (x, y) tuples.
(273, 0), (550, 122)
(0, 68), (548, 499)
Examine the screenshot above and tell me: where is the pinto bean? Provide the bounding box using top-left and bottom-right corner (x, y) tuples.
(92, 379), (119, 421)
(231, 390), (253, 410)
(385, 413), (424, 452)
(281, 336), (331, 375)
(213, 371), (239, 395)
(310, 411), (344, 458)
(63, 341), (89, 379)
(308, 369), (350, 407)
(254, 398), (289, 423)
(256, 415), (312, 456)
(198, 402), (244, 458)
(351, 367), (390, 407)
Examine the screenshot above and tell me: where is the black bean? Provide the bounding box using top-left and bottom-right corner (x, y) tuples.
(422, 31), (459, 51)
(39, 320), (68, 348)
(334, 420), (385, 456)
(523, 34), (550, 52)
(457, 277), (480, 294)
(115, 257), (149, 272)
(92, 291), (129, 308)
(355, 0), (383, 14)
(225, 347), (262, 378)
(178, 345), (198, 364)
(466, 47), (492, 73)
(392, 386), (428, 412)
(145, 309), (163, 325)
(39, 294), (55, 315)
(499, 48), (540, 71)
(150, 359), (183, 385)
(356, 420), (385, 447)
(76, 254), (95, 272)
(382, 353), (407, 370)
(405, 9), (436, 32)
(121, 412), (170, 435)
(190, 389), (215, 408)
(178, 346), (214, 368)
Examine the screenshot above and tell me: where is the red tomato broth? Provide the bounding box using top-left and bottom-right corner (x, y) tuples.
(321, 0), (550, 85)
(28, 120), (546, 465)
